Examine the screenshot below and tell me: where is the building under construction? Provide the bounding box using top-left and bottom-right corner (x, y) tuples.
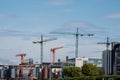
(0, 58), (38, 79)
(102, 42), (120, 75)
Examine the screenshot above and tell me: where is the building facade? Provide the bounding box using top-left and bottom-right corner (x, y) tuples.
(102, 42), (120, 75)
(66, 57), (102, 68)
(88, 58), (102, 67)
(102, 50), (112, 75)
(112, 43), (120, 75)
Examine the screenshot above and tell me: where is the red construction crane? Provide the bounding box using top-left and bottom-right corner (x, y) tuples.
(51, 46), (63, 63)
(16, 53), (26, 76)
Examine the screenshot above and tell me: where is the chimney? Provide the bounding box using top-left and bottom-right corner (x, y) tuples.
(66, 56), (68, 63)
(58, 59), (61, 63)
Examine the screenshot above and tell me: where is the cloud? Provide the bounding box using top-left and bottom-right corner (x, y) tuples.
(105, 13), (120, 19)
(52, 21), (104, 36)
(0, 13), (17, 19)
(0, 57), (18, 65)
(47, 0), (72, 6)
(63, 9), (72, 12)
(0, 14), (8, 17)
(0, 27), (43, 38)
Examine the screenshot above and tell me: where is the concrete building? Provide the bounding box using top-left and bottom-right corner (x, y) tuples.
(67, 57), (102, 68)
(87, 58), (102, 67)
(102, 50), (112, 75)
(67, 57), (88, 68)
(102, 42), (120, 75)
(112, 42), (120, 75)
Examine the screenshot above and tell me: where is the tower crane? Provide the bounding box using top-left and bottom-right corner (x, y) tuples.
(33, 35), (57, 64)
(51, 46), (63, 63)
(16, 53), (26, 76)
(97, 37), (111, 50)
(50, 27), (93, 58)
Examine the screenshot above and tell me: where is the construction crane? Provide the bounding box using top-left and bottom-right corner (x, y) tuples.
(51, 46), (63, 63)
(33, 35), (57, 64)
(97, 37), (111, 50)
(50, 27), (93, 58)
(16, 53), (26, 76)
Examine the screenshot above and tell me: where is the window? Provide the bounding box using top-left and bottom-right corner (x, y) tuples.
(117, 53), (120, 57)
(89, 60), (94, 64)
(116, 66), (120, 71)
(83, 61), (87, 64)
(117, 59), (120, 64)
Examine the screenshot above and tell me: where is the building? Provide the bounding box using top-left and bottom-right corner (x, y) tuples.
(112, 42), (120, 75)
(66, 57), (102, 68)
(102, 50), (112, 75)
(23, 58), (33, 65)
(88, 58), (102, 67)
(67, 57), (88, 68)
(37, 56), (102, 79)
(102, 42), (120, 75)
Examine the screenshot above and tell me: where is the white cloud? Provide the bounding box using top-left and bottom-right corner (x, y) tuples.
(0, 26), (43, 38)
(0, 14), (8, 17)
(0, 13), (16, 19)
(105, 13), (120, 19)
(0, 57), (19, 65)
(52, 21), (103, 35)
(63, 9), (72, 12)
(47, 0), (72, 6)
(0, 13), (15, 18)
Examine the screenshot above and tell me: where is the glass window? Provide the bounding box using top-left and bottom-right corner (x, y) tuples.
(83, 61), (87, 64)
(117, 59), (120, 64)
(117, 66), (120, 71)
(117, 53), (120, 57)
(89, 60), (94, 64)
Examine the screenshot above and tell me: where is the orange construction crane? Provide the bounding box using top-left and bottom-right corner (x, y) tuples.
(16, 53), (26, 77)
(51, 46), (63, 63)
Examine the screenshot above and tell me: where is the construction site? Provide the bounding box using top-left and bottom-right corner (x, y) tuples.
(0, 30), (119, 80)
(0, 28), (99, 80)
(1, 0), (120, 80)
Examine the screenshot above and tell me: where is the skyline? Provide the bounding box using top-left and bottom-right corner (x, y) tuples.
(0, 0), (120, 65)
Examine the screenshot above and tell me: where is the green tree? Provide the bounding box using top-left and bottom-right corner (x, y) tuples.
(98, 67), (103, 75)
(63, 67), (82, 77)
(82, 64), (100, 76)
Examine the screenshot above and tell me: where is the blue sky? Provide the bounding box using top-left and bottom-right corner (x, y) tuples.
(0, 0), (120, 64)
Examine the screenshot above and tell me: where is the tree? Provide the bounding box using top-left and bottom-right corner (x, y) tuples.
(82, 64), (100, 76)
(63, 67), (82, 77)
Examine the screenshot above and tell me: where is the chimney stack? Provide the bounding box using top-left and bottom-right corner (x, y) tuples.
(66, 56), (68, 63)
(58, 59), (61, 63)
